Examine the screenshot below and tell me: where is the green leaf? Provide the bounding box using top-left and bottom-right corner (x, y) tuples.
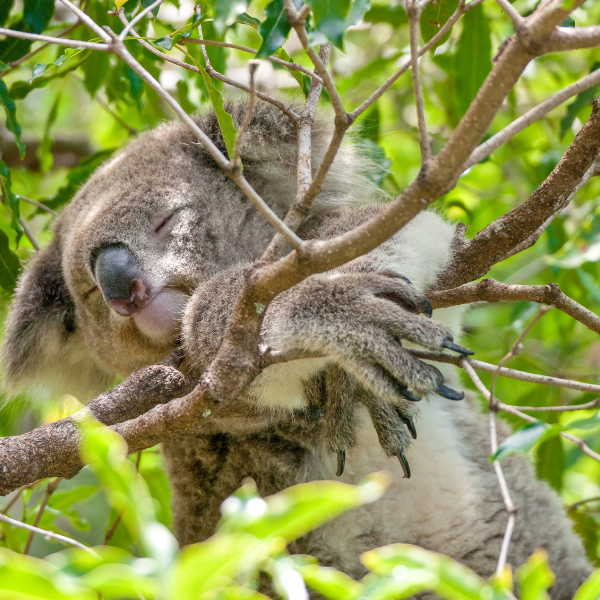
(515, 550), (554, 600)
(0, 547), (95, 600)
(276, 48), (311, 96)
(213, 0), (250, 34)
(559, 63), (600, 139)
(81, 51), (111, 98)
(218, 473), (388, 543)
(296, 563), (364, 599)
(0, 159), (23, 244)
(257, 0), (302, 58)
(492, 422), (561, 462)
(346, 0), (371, 27)
(0, 226), (20, 292)
(23, 0), (55, 33)
(0, 0), (13, 27)
(535, 435), (564, 492)
(364, 3), (407, 26)
(306, 0), (352, 49)
(0, 78), (25, 159)
(420, 0), (459, 51)
(573, 568), (600, 600)
(155, 36), (174, 50)
(176, 79), (197, 114)
(237, 12), (261, 28)
(454, 2), (492, 116)
(49, 486), (98, 511)
(564, 410), (600, 431)
(78, 415), (178, 568)
(361, 544), (493, 599)
(170, 533), (281, 600)
(196, 64), (237, 158)
(38, 93), (60, 173)
(141, 0), (160, 17)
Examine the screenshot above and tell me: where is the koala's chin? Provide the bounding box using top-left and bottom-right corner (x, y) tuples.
(129, 288), (188, 342)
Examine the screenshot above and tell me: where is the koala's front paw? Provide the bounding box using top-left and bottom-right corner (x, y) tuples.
(270, 270), (471, 402)
(266, 270), (473, 477)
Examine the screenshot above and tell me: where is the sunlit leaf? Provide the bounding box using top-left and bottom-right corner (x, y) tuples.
(257, 0), (302, 58)
(0, 159), (23, 244)
(0, 79), (24, 159)
(420, 0), (459, 51)
(218, 473), (389, 543)
(347, 0), (371, 27)
(296, 562), (364, 599)
(364, 3), (407, 26)
(306, 0), (352, 49)
(492, 422), (561, 462)
(213, 0), (250, 34)
(515, 550), (554, 600)
(573, 568), (600, 600)
(454, 3), (491, 116)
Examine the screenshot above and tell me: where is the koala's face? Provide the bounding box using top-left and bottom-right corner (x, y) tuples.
(57, 126), (233, 378)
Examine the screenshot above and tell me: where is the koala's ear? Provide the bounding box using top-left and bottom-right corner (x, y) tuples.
(1, 239), (110, 401)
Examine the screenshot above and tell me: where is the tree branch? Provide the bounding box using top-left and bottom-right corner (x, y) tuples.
(428, 278), (600, 335)
(436, 98), (600, 289)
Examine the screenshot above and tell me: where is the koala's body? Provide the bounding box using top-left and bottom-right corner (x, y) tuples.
(2, 102), (590, 598)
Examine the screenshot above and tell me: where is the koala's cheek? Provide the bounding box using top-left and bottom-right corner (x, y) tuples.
(133, 289), (188, 342)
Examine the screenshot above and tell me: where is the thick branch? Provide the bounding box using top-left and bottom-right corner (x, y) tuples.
(436, 98), (600, 289)
(0, 362), (194, 494)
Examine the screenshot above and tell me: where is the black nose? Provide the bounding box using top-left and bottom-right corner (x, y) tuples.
(93, 245), (149, 316)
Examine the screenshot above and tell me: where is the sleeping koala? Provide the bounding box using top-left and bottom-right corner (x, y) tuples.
(1, 101), (591, 597)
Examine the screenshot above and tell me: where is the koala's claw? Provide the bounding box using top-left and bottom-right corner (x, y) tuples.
(396, 410), (417, 439)
(436, 384), (465, 401)
(336, 450), (346, 477)
(397, 449), (411, 479)
(421, 297), (433, 318)
(441, 339), (474, 355)
(399, 387), (422, 402)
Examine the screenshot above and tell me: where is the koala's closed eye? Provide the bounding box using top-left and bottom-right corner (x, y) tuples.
(151, 211), (176, 237)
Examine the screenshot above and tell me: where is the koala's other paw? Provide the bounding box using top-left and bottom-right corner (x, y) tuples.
(269, 270), (472, 407)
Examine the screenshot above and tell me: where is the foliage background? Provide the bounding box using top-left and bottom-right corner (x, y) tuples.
(1, 0), (600, 596)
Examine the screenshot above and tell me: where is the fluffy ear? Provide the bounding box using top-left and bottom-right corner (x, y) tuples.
(1, 238), (111, 402)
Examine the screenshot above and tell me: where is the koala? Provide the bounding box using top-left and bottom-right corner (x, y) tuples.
(1, 101), (591, 598)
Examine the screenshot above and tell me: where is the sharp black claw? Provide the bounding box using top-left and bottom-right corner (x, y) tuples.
(404, 416), (417, 440)
(399, 387), (421, 402)
(441, 339), (474, 355)
(397, 449), (411, 479)
(336, 450), (346, 477)
(420, 297), (433, 318)
(436, 384), (465, 401)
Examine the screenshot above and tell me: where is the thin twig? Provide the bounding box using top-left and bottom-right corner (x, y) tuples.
(19, 196), (59, 217)
(495, 0), (523, 27)
(464, 67), (600, 169)
(461, 359), (517, 578)
(407, 0), (431, 162)
(1, 22), (81, 75)
(56, 0), (112, 42)
(0, 512), (96, 554)
(0, 28), (108, 51)
(180, 38), (323, 84)
(24, 477), (62, 554)
(567, 496), (600, 511)
(119, 0), (164, 40)
(19, 217), (40, 251)
(231, 61), (259, 170)
(408, 350), (600, 396)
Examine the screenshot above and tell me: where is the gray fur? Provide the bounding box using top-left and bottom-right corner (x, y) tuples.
(1, 101), (591, 598)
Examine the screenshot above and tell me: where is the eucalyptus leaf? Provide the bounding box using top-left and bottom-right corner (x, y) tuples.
(420, 0), (459, 51)
(0, 226), (20, 292)
(0, 78), (25, 158)
(454, 3), (491, 116)
(306, 0), (352, 49)
(0, 159), (23, 244)
(573, 569), (600, 600)
(492, 422), (561, 462)
(257, 0), (302, 58)
(213, 0), (250, 34)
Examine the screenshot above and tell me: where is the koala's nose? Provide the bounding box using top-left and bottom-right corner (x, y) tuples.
(93, 245), (150, 317)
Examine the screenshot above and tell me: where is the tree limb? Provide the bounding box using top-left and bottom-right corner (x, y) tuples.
(435, 98), (600, 290)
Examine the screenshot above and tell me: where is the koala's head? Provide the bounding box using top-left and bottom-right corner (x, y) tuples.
(1, 113), (266, 400)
